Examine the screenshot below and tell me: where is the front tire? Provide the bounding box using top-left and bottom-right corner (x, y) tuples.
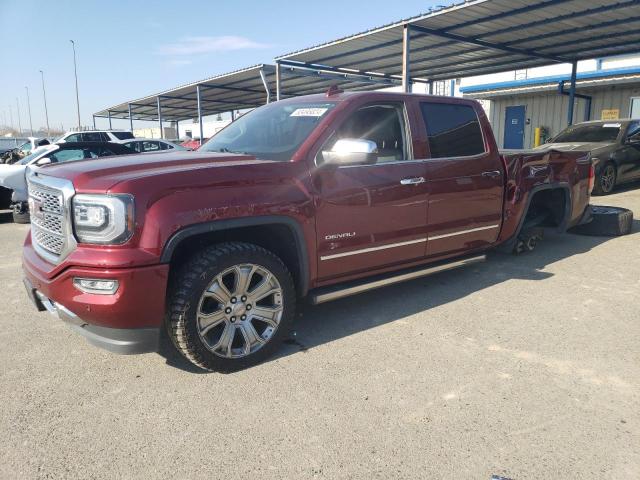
(166, 242), (296, 372)
(592, 162), (616, 195)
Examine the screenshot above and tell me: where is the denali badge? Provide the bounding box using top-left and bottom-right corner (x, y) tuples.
(325, 232), (356, 240)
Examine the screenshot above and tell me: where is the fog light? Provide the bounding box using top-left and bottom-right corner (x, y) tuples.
(73, 278), (119, 295)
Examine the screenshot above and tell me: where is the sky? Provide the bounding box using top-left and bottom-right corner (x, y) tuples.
(0, 0), (449, 133)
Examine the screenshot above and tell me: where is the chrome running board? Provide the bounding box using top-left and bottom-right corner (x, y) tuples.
(310, 254), (486, 305)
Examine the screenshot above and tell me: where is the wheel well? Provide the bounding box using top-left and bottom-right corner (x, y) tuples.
(168, 224), (305, 294)
(522, 188), (568, 230)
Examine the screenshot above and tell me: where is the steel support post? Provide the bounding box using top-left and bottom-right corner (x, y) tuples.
(157, 96), (163, 139)
(567, 61), (577, 125)
(259, 68), (271, 104)
(196, 85), (204, 142)
(402, 25), (411, 93)
(276, 62), (282, 101)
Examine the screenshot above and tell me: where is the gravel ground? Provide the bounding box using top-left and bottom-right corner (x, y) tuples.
(1, 188), (639, 479)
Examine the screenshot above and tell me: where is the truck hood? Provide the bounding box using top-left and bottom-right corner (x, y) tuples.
(39, 151), (270, 192)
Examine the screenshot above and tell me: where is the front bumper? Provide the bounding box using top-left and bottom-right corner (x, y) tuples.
(24, 277), (159, 354)
(22, 243), (169, 355)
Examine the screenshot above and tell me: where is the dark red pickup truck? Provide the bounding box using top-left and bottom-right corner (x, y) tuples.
(22, 91), (594, 371)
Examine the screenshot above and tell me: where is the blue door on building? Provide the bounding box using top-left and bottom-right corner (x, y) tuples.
(504, 105), (526, 149)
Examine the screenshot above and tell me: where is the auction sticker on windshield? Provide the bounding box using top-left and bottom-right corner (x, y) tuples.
(290, 108), (329, 117)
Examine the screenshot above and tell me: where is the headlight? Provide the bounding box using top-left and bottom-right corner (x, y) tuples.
(72, 194), (134, 244)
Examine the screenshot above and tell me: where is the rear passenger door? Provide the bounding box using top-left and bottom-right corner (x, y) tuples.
(417, 100), (504, 257)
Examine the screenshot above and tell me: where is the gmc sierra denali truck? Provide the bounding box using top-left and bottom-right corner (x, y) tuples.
(22, 91), (594, 372)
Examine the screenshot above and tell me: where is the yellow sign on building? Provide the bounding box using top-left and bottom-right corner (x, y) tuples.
(601, 109), (620, 120)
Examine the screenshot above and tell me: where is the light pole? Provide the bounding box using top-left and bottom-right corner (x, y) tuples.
(16, 97), (22, 135)
(9, 105), (13, 132)
(70, 40), (81, 129)
(39, 70), (50, 137)
(25, 86), (34, 136)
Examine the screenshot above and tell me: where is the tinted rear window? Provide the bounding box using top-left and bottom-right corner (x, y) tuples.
(112, 131), (134, 140)
(553, 124), (621, 143)
(420, 103), (485, 158)
(83, 132), (103, 142)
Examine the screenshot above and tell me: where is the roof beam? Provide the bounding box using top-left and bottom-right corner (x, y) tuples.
(197, 83), (265, 95)
(407, 24), (567, 64)
(278, 60), (403, 86)
(524, 17), (640, 54)
(159, 93), (257, 107)
(445, 0), (573, 32)
(279, 59), (429, 85)
(303, 0), (575, 65)
(495, 0), (640, 46)
(326, 0), (640, 73)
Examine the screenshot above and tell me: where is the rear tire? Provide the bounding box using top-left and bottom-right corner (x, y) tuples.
(592, 162), (616, 195)
(166, 242), (296, 372)
(571, 205), (633, 236)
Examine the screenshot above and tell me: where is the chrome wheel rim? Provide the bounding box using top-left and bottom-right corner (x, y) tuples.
(196, 264), (283, 359)
(601, 166), (615, 193)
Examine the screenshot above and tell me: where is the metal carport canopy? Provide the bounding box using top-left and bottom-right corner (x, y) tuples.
(275, 0), (640, 123)
(93, 62), (407, 134)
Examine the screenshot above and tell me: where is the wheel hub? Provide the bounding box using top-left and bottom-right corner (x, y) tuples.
(196, 263), (284, 359)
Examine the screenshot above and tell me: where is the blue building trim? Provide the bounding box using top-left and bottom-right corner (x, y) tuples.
(460, 65), (640, 94)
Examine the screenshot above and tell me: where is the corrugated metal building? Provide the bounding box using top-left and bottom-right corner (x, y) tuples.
(461, 66), (640, 149)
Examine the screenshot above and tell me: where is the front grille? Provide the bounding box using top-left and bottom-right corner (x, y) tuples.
(28, 175), (74, 261)
(32, 188), (63, 215)
(32, 227), (65, 254)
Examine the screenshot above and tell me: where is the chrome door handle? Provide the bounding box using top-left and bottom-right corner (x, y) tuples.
(482, 170), (502, 178)
(400, 177), (426, 185)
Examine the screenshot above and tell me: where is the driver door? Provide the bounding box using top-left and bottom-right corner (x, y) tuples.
(312, 101), (429, 282)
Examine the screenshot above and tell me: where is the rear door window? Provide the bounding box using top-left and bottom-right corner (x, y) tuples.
(142, 141), (161, 152)
(83, 132), (103, 142)
(112, 131), (134, 140)
(420, 102), (485, 158)
(64, 133), (82, 142)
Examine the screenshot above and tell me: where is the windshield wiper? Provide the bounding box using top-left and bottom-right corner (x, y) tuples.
(218, 147), (251, 155)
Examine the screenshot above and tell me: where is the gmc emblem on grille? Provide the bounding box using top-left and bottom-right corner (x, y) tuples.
(28, 197), (45, 222)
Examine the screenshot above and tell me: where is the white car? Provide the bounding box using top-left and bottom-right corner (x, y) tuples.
(55, 130), (134, 143)
(0, 141), (133, 223)
(117, 138), (189, 153)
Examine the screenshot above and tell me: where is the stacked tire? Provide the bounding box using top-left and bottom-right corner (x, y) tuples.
(571, 205), (633, 236)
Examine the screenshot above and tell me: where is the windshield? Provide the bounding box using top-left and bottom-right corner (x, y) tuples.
(553, 123), (621, 143)
(17, 146), (53, 165)
(200, 102), (336, 161)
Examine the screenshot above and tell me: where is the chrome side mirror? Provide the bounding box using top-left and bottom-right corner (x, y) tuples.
(322, 138), (378, 166)
(35, 157), (52, 166)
